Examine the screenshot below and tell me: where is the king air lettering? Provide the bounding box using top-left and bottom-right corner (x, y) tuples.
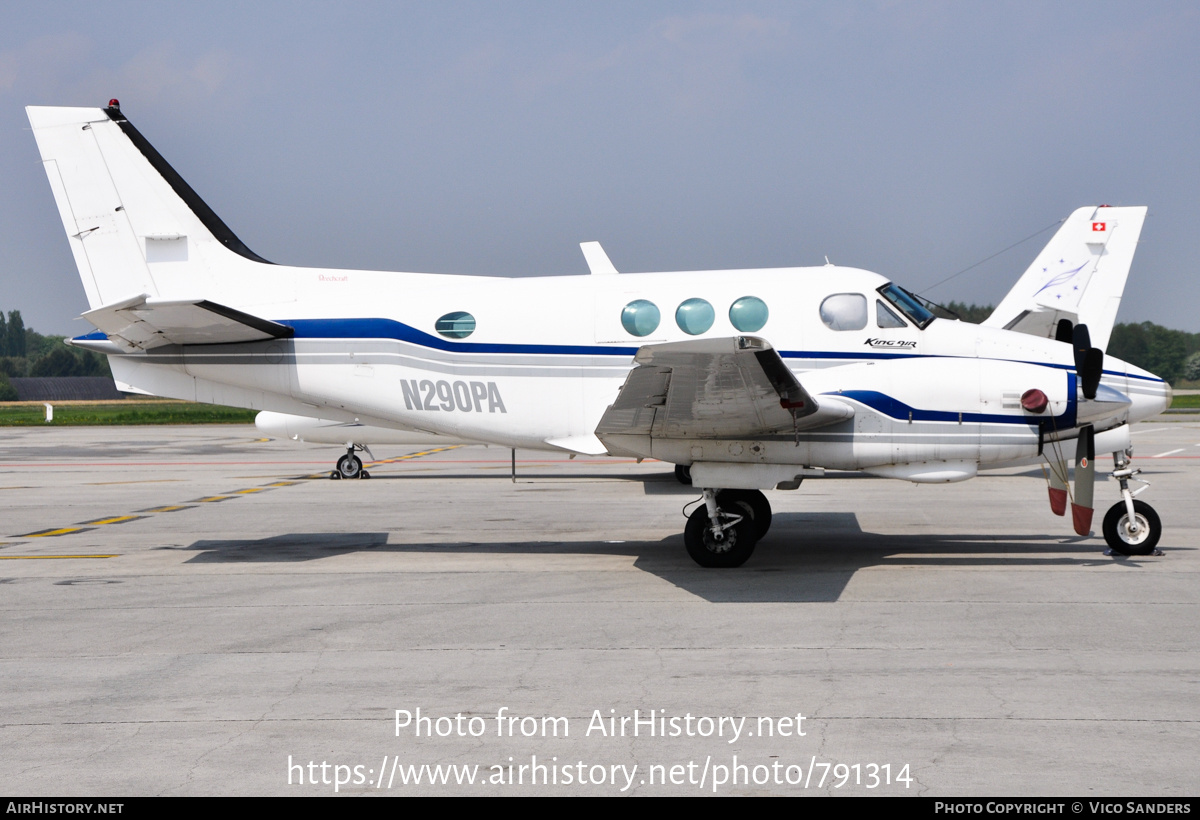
(864, 338), (917, 349)
(401, 379), (507, 414)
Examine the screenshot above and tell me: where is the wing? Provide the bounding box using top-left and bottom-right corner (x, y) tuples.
(595, 336), (852, 457)
(79, 294), (293, 352)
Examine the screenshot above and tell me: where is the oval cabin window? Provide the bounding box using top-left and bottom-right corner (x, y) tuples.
(819, 294), (867, 331)
(621, 299), (661, 337)
(435, 311), (476, 339)
(729, 296), (769, 332)
(675, 298), (715, 335)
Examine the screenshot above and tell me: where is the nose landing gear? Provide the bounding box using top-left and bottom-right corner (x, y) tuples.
(1102, 452), (1161, 555)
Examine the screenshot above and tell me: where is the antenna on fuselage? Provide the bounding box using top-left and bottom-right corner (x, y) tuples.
(580, 242), (619, 275)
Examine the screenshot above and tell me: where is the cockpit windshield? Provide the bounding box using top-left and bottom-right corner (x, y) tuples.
(878, 283), (936, 329)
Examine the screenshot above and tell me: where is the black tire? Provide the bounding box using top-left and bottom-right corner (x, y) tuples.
(684, 505), (757, 568)
(674, 464), (692, 486)
(1103, 500), (1161, 556)
(717, 489), (772, 541)
(337, 454), (363, 479)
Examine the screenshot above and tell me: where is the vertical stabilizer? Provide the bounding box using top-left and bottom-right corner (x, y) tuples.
(26, 103), (270, 311)
(982, 206), (1146, 351)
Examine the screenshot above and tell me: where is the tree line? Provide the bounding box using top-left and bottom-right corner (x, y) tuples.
(0, 310), (112, 400)
(944, 302), (1200, 384)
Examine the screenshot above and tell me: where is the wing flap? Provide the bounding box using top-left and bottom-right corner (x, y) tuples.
(82, 295), (293, 351)
(595, 337), (852, 451)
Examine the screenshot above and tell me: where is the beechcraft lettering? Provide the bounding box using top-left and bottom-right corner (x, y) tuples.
(26, 101), (1170, 567)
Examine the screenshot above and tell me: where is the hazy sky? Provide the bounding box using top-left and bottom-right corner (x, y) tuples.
(3, 1), (1197, 335)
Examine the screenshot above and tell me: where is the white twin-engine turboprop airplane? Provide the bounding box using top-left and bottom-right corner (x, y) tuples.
(27, 101), (1171, 567)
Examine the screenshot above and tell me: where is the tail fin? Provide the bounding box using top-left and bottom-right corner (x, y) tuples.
(26, 103), (270, 312)
(982, 205), (1147, 351)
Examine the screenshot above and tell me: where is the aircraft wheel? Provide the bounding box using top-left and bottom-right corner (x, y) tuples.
(674, 464), (692, 486)
(717, 489), (772, 540)
(684, 505), (757, 568)
(337, 454), (363, 479)
(1102, 500), (1161, 556)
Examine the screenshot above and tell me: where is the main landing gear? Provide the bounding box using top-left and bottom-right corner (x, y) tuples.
(683, 488), (772, 568)
(330, 445), (371, 480)
(1102, 451), (1161, 556)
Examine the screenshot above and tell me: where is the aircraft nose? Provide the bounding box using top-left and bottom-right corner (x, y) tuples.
(1125, 379), (1171, 422)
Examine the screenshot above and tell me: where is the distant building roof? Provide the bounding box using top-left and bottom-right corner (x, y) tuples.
(10, 377), (125, 402)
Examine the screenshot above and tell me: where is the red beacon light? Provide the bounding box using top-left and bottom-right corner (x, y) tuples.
(108, 98), (120, 109)
(1021, 388), (1049, 414)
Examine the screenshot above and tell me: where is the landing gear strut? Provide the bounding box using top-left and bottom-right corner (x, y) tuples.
(717, 489), (772, 540)
(683, 488), (771, 567)
(330, 446), (371, 480)
(1102, 451), (1160, 555)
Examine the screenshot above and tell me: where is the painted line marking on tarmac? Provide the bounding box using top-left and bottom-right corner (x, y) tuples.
(1153, 449), (1185, 458)
(298, 445), (465, 480)
(79, 515), (146, 526)
(0, 554), (118, 560)
(8, 445), (461, 538)
(368, 446), (462, 465)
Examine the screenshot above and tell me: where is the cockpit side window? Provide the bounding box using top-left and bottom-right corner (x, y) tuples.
(819, 294), (868, 331)
(878, 283), (935, 329)
(876, 300), (908, 328)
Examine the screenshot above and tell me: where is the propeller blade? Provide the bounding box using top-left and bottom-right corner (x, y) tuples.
(1072, 323), (1091, 367)
(1071, 425), (1095, 536)
(1055, 318), (1074, 343)
(1071, 323), (1103, 400)
(1080, 348), (1104, 400)
(1048, 455), (1068, 516)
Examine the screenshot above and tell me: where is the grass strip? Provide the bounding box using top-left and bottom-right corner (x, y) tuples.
(0, 401), (257, 426)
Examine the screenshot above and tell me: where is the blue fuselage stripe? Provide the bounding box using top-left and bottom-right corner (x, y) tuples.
(72, 317), (1162, 388)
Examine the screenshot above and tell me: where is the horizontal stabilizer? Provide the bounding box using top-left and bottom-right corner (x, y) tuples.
(82, 295), (293, 351)
(595, 337), (853, 448)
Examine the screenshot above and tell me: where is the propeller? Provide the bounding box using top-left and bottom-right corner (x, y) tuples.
(1072, 424), (1095, 536)
(1055, 318), (1074, 343)
(1047, 452), (1068, 516)
(1071, 323), (1103, 400)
